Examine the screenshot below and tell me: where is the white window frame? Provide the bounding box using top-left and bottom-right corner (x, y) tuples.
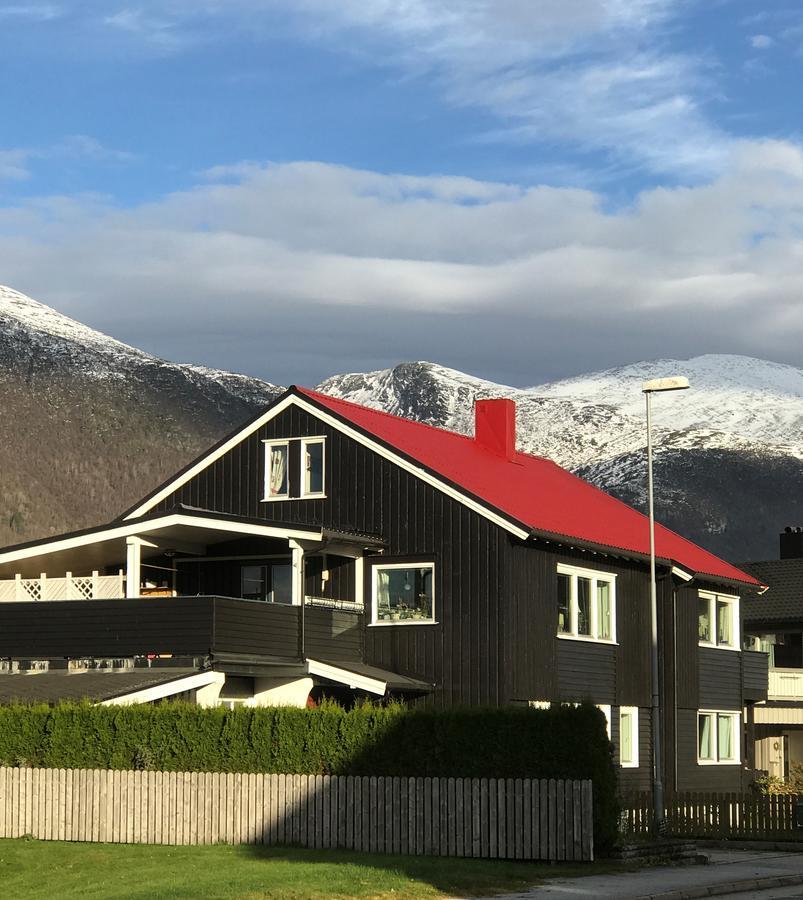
(556, 563), (617, 643)
(619, 706), (639, 768)
(370, 562), (436, 626)
(697, 710), (741, 765)
(300, 437), (326, 499)
(698, 591), (740, 651)
(262, 439), (290, 501)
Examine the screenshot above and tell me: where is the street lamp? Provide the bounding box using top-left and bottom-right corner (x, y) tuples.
(642, 375), (689, 835)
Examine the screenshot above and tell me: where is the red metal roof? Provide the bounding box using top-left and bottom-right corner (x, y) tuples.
(298, 387), (759, 587)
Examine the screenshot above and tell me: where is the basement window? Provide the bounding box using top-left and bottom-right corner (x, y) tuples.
(697, 710), (740, 764)
(372, 563), (435, 625)
(556, 564), (616, 643)
(698, 591), (739, 650)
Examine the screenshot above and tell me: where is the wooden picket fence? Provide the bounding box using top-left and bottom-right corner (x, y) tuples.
(621, 791), (800, 839)
(0, 768), (594, 860)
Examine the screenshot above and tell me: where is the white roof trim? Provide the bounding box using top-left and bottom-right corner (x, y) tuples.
(306, 659), (387, 696)
(0, 513), (322, 566)
(125, 393), (530, 540)
(671, 566), (694, 582)
(101, 671), (224, 706)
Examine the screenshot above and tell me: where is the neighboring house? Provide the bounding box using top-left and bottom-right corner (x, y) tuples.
(0, 387), (766, 791)
(742, 529), (803, 781)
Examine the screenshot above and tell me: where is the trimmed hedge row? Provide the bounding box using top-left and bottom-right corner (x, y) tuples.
(0, 701), (618, 851)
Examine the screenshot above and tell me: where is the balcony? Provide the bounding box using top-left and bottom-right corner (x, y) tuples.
(768, 668), (803, 701)
(0, 595), (363, 662)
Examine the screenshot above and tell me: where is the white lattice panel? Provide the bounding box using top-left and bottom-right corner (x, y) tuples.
(19, 579), (42, 601)
(0, 582), (16, 602)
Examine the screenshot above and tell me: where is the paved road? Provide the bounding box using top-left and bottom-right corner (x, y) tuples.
(480, 850), (803, 899)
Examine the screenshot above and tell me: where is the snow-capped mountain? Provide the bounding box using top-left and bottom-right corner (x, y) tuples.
(3, 281), (802, 562)
(0, 285), (282, 546)
(318, 359), (803, 561)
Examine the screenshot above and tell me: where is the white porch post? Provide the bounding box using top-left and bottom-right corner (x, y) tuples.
(125, 537), (142, 598)
(354, 553), (365, 610)
(288, 539), (305, 607)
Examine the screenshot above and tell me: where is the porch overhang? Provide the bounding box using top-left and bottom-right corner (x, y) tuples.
(0, 511), (324, 579)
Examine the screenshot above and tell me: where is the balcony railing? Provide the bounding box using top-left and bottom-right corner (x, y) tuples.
(768, 668), (803, 700)
(0, 572), (124, 602)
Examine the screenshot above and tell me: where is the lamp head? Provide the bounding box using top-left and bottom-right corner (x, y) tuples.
(641, 376), (689, 394)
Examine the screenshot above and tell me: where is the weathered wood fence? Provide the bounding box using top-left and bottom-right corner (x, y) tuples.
(621, 791), (800, 839)
(0, 768), (594, 861)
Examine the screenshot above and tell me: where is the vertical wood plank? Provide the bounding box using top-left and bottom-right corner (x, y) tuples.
(581, 780), (593, 861)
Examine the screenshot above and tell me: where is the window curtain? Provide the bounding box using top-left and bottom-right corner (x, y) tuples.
(376, 570), (391, 613)
(596, 581), (611, 640)
(717, 600), (731, 646)
(269, 447), (287, 496)
(698, 598), (711, 641)
(698, 714), (713, 760)
(718, 714), (733, 760)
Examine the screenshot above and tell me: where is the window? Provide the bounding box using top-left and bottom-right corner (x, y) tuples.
(698, 591), (739, 650)
(556, 564), (616, 642)
(263, 437), (326, 500)
(264, 441), (289, 500)
(302, 438), (325, 497)
(372, 563), (435, 624)
(619, 707), (639, 768)
(697, 711), (740, 764)
(241, 562), (293, 604)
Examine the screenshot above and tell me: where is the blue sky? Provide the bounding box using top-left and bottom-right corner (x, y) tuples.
(2, 1), (803, 386)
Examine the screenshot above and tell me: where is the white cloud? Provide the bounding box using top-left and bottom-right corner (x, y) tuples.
(0, 135), (135, 184)
(0, 150), (32, 182)
(751, 34), (774, 49)
(2, 146), (803, 384)
(0, 4), (60, 21)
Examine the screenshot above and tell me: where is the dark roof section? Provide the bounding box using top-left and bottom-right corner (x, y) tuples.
(741, 559), (803, 627)
(0, 668), (198, 705)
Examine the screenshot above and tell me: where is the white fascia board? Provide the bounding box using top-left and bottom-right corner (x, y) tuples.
(0, 514), (321, 566)
(671, 566), (694, 582)
(101, 671), (224, 706)
(306, 659), (387, 696)
(126, 394), (530, 541)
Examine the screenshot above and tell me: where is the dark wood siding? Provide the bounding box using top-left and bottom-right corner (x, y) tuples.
(699, 648), (742, 709)
(556, 641), (616, 704)
(305, 609), (362, 662)
(743, 650), (769, 702)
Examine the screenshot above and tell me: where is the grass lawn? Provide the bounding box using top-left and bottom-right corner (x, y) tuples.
(0, 839), (628, 899)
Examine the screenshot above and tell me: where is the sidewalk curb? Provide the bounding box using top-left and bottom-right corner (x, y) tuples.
(637, 872), (803, 899)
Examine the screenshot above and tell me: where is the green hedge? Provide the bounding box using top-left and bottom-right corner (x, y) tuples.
(0, 701), (618, 851)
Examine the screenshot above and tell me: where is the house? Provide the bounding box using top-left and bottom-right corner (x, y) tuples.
(742, 529), (803, 781)
(0, 386), (767, 791)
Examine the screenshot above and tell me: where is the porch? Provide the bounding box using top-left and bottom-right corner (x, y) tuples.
(0, 507), (380, 610)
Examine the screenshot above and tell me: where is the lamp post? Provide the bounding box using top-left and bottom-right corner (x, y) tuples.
(642, 375), (689, 835)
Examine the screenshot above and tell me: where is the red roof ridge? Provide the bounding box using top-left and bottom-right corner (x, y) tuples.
(297, 386), (554, 462)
